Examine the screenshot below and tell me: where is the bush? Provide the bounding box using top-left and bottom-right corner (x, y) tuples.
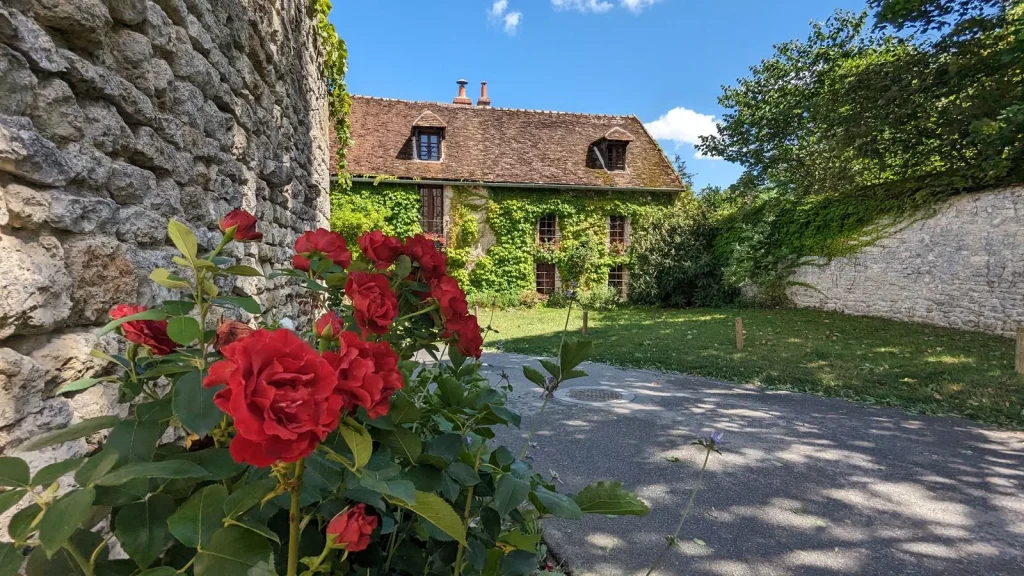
(2, 214), (648, 576)
(577, 286), (620, 310)
(518, 290), (548, 308)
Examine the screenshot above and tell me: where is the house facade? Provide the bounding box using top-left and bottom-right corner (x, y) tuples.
(333, 80), (684, 298)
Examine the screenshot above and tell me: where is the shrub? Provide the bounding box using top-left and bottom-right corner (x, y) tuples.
(1, 213), (648, 576)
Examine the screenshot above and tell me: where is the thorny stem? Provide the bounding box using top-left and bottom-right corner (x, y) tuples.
(286, 459), (306, 576)
(383, 509), (404, 573)
(644, 446), (712, 576)
(453, 442), (486, 576)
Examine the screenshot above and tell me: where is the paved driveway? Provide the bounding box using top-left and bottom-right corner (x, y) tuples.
(479, 352), (1024, 576)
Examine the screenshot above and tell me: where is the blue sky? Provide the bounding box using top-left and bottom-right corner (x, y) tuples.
(330, 0), (865, 189)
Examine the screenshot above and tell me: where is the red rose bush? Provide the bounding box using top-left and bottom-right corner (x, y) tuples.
(6, 211), (643, 576)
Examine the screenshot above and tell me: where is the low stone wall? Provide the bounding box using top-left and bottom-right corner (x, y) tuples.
(0, 0), (329, 475)
(788, 186), (1024, 337)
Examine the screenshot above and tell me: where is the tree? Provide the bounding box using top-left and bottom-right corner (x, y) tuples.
(673, 154), (695, 188)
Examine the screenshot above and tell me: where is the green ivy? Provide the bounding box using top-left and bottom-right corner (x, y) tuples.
(330, 179), (422, 243)
(469, 188), (674, 296)
(312, 0), (351, 186)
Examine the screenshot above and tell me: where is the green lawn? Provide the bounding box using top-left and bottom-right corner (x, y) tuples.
(483, 306), (1024, 428)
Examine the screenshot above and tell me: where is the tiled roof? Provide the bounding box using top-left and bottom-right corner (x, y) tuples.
(335, 96), (684, 190)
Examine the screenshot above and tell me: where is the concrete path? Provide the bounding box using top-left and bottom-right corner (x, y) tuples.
(478, 352), (1024, 576)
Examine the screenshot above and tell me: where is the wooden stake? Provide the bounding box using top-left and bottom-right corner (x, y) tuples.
(1016, 327), (1024, 375)
(582, 309), (589, 335)
(735, 317), (744, 350)
(473, 305), (479, 318)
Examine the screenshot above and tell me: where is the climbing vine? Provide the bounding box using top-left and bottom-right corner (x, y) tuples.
(312, 0), (351, 187)
(330, 179), (421, 242)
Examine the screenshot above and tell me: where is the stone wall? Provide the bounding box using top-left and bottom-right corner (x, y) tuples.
(0, 0), (329, 477)
(787, 186), (1024, 337)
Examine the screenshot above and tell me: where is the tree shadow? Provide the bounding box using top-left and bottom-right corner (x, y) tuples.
(483, 351), (1024, 575)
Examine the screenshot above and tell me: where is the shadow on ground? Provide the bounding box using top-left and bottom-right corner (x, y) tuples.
(482, 352), (1024, 576)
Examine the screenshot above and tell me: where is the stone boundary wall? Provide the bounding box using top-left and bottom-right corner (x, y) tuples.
(0, 0), (329, 482)
(787, 186), (1024, 337)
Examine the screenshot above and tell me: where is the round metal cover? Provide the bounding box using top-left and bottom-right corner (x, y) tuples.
(554, 386), (635, 405)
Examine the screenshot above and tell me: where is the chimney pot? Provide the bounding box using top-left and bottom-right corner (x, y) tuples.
(453, 79), (472, 105)
(477, 81), (491, 107)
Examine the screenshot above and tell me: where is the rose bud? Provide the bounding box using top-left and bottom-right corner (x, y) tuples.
(326, 504), (378, 552)
(315, 311), (343, 339)
(214, 320), (255, 350)
(219, 209), (262, 241)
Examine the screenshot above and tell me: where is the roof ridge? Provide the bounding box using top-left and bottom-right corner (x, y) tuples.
(350, 94), (635, 120)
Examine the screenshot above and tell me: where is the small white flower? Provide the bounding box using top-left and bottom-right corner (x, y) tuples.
(279, 317), (296, 331)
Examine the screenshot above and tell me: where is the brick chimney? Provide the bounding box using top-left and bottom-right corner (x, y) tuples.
(453, 79), (472, 105)
(477, 81), (491, 107)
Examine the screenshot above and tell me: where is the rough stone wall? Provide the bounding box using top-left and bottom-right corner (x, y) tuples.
(788, 186), (1024, 337)
(0, 0), (329, 477)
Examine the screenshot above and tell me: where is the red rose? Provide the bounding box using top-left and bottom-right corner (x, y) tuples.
(109, 304), (178, 356)
(214, 320), (255, 350)
(203, 329), (343, 467)
(344, 272), (398, 335)
(453, 314), (484, 359)
(323, 332), (403, 419)
(219, 209), (262, 241)
(430, 276), (469, 335)
(358, 230), (403, 270)
(327, 504), (378, 552)
(293, 228), (352, 272)
(315, 311), (343, 339)
(403, 234), (447, 282)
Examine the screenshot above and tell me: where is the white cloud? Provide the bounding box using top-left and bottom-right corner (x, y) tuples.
(551, 0), (614, 13)
(503, 11), (522, 34)
(621, 0), (660, 13)
(490, 0), (508, 17)
(644, 106), (721, 159)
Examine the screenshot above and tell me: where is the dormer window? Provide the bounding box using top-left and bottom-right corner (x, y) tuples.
(605, 142), (626, 171)
(416, 128), (443, 161)
(587, 127), (634, 172)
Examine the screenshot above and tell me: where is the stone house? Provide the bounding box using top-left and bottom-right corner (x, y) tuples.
(335, 80), (684, 298)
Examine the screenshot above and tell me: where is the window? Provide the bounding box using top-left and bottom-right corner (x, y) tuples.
(419, 185), (444, 234)
(416, 129), (442, 161)
(536, 262), (557, 295)
(605, 142), (626, 171)
(538, 214), (558, 243)
(608, 265), (627, 299)
(609, 215), (627, 245)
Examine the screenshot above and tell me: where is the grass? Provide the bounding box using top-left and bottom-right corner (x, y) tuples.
(482, 306), (1024, 429)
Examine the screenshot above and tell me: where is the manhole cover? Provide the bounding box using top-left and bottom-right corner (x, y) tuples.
(554, 386), (635, 405)
(566, 388), (624, 402)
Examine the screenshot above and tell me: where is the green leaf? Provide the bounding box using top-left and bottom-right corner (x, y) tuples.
(559, 339), (593, 375)
(94, 478), (149, 507)
(39, 488), (95, 557)
(448, 346), (467, 370)
(388, 393), (421, 424)
(574, 481), (650, 516)
(135, 397), (174, 423)
(31, 458), (85, 487)
(115, 494), (176, 569)
(390, 491), (466, 545)
(166, 316), (201, 346)
(338, 417), (373, 468)
(149, 268), (190, 290)
(493, 475), (530, 517)
(0, 489), (25, 517)
(0, 542), (21, 576)
(500, 549), (539, 576)
(522, 366), (547, 388)
(173, 370), (222, 437)
(531, 487), (583, 519)
(160, 300), (195, 315)
(8, 503), (41, 542)
(94, 461), (208, 486)
(221, 265), (263, 277)
(98, 309), (168, 336)
(376, 427), (422, 463)
(491, 446), (515, 468)
(212, 296), (262, 314)
(425, 433), (464, 463)
(223, 479), (276, 519)
(168, 484), (227, 549)
(538, 359), (561, 380)
(167, 220), (198, 260)
(228, 520), (280, 544)
(17, 417), (120, 453)
(137, 569), (178, 576)
(0, 457), (29, 488)
(499, 528), (542, 551)
(562, 368), (588, 381)
(446, 462), (480, 486)
(360, 469), (416, 503)
(105, 419), (166, 463)
(194, 527), (273, 576)
(75, 451), (119, 487)
(168, 449), (245, 481)
(57, 376), (111, 395)
(436, 375), (464, 406)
